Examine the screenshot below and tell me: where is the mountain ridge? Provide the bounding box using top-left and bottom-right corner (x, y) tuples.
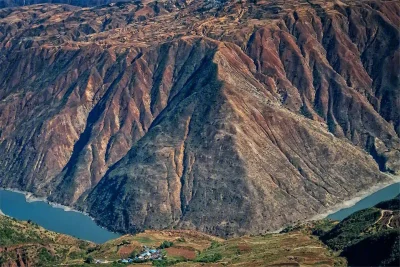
(0, 0), (399, 236)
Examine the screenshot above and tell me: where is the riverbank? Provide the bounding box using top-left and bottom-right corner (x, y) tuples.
(2, 174), (399, 238)
(311, 174), (400, 221)
(0, 188), (121, 243)
(0, 187), (90, 216)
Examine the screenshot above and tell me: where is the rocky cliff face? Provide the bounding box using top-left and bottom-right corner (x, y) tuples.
(0, 0), (126, 8)
(0, 0), (187, 8)
(0, 0), (399, 236)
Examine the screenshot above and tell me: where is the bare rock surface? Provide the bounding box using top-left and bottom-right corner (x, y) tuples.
(0, 0), (399, 236)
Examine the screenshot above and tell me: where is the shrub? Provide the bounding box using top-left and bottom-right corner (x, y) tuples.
(195, 253), (222, 263)
(158, 241), (173, 249)
(69, 250), (86, 260)
(209, 240), (221, 249)
(84, 255), (94, 264)
(86, 246), (97, 253)
(311, 219), (336, 237)
(38, 247), (55, 263)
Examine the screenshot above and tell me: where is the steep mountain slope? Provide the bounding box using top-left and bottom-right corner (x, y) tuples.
(0, 0), (399, 236)
(0, 0), (131, 8)
(85, 37), (392, 236)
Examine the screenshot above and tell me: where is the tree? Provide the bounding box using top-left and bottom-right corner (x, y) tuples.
(84, 256), (94, 264)
(158, 241), (173, 249)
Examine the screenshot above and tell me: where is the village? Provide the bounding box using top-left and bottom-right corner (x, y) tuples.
(93, 244), (165, 264)
(119, 245), (163, 263)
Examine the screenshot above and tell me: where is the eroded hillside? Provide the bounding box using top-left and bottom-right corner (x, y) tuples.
(0, 0), (399, 236)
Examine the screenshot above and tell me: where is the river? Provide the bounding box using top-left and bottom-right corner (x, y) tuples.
(327, 182), (400, 220)
(0, 189), (120, 243)
(1, 182), (399, 243)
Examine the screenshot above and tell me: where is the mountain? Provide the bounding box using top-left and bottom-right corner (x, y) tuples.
(0, 0), (187, 9)
(0, 0), (399, 236)
(0, 0), (125, 8)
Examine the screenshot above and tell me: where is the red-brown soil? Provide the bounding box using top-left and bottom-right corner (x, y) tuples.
(165, 246), (196, 260)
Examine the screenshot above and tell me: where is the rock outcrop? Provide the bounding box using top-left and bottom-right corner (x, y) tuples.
(1, 0), (124, 8)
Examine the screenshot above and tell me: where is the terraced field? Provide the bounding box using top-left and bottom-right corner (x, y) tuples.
(0, 214), (344, 266)
(2, 194), (399, 266)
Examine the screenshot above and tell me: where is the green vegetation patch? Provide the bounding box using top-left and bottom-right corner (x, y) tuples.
(195, 252), (222, 263)
(38, 247), (57, 264)
(134, 236), (153, 244)
(341, 230), (400, 266)
(311, 219), (337, 237)
(321, 208), (381, 250)
(375, 194), (400, 210)
(152, 256), (187, 266)
(0, 217), (46, 246)
(316, 195), (400, 267)
(158, 240), (174, 249)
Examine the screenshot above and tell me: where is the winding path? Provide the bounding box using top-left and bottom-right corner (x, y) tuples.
(386, 215), (394, 229)
(374, 210), (394, 229)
